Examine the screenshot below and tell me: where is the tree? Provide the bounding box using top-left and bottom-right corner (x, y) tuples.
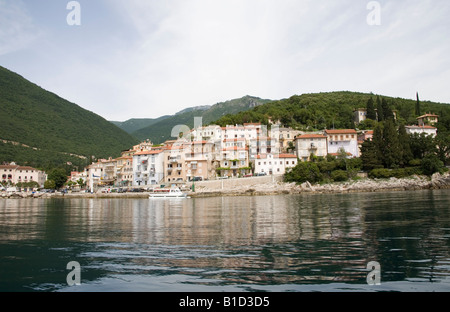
(284, 161), (323, 184)
(376, 96), (383, 121)
(409, 133), (437, 159)
(360, 139), (383, 171)
(44, 180), (56, 190)
(398, 124), (413, 167)
(47, 168), (68, 190)
(77, 178), (86, 188)
(415, 92), (421, 116)
(382, 98), (394, 121)
(421, 154), (444, 176)
(381, 119), (402, 168)
(366, 97), (377, 120)
(434, 132), (450, 165)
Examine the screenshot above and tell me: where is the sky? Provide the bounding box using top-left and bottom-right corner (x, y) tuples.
(1, 0), (449, 121)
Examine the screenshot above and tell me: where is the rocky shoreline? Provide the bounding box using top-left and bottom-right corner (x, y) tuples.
(2, 172), (450, 199)
(188, 172), (450, 198)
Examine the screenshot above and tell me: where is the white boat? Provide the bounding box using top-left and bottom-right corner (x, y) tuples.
(149, 187), (189, 198)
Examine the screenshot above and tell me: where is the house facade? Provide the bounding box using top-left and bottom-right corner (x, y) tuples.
(417, 114), (438, 126)
(275, 127), (302, 153)
(0, 163), (47, 187)
(295, 134), (328, 161)
(325, 129), (359, 157)
(405, 125), (437, 137)
(255, 154), (298, 175)
(133, 149), (165, 186)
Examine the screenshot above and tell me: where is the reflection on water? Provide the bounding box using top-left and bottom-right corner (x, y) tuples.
(0, 190), (449, 292)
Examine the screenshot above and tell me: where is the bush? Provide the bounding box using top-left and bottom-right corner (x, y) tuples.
(331, 170), (349, 182)
(284, 162), (323, 184)
(368, 168), (393, 179)
(421, 154), (444, 176)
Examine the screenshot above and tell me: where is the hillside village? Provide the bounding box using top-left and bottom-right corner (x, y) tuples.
(0, 108), (442, 193)
(67, 112), (439, 191)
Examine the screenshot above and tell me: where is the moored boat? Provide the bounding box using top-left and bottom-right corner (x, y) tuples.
(149, 187), (189, 198)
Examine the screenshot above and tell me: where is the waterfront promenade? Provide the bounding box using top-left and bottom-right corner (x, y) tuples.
(2, 172), (450, 199)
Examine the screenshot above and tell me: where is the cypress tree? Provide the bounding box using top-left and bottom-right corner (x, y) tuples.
(398, 124), (413, 167)
(376, 96), (383, 121)
(382, 98), (394, 121)
(415, 92), (421, 116)
(366, 97), (377, 120)
(382, 119), (402, 168)
(360, 139), (383, 171)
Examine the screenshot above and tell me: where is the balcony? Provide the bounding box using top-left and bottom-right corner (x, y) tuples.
(309, 143), (318, 151)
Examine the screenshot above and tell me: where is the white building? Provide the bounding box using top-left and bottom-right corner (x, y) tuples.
(0, 163), (47, 187)
(295, 134), (328, 161)
(133, 149), (165, 186)
(325, 129), (359, 157)
(191, 125), (223, 142)
(405, 125), (437, 137)
(255, 154), (298, 175)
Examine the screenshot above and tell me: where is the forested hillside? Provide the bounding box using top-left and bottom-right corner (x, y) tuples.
(212, 91), (450, 131)
(0, 66), (138, 170)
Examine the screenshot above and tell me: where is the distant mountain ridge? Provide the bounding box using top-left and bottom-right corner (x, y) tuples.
(0, 65), (138, 170)
(115, 95), (272, 144)
(110, 116), (171, 134)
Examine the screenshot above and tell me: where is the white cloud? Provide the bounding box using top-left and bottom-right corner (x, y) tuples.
(1, 0), (449, 121)
(0, 0), (42, 56)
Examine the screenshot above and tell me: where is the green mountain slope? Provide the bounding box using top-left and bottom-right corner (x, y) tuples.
(111, 116), (171, 134)
(213, 91), (450, 130)
(0, 66), (139, 169)
(132, 95), (272, 144)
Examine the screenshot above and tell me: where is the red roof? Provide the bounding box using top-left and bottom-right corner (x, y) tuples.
(278, 154), (298, 158)
(223, 138), (246, 142)
(222, 147), (248, 151)
(325, 129), (357, 134)
(134, 150), (164, 156)
(406, 125), (437, 129)
(417, 114), (438, 119)
(256, 154), (297, 159)
(296, 134), (327, 139)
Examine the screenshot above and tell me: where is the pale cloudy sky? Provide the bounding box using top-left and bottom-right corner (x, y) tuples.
(1, 0), (449, 121)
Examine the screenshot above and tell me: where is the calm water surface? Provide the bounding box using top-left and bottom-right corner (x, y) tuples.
(0, 190), (449, 292)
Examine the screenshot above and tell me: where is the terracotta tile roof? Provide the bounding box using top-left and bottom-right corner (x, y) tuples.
(325, 129), (357, 134)
(134, 150), (164, 156)
(296, 134), (327, 139)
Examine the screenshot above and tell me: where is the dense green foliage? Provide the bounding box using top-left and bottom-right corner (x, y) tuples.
(361, 120), (449, 173)
(213, 91), (450, 131)
(47, 168), (68, 189)
(0, 66), (138, 169)
(285, 154), (363, 184)
(132, 96), (272, 144)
